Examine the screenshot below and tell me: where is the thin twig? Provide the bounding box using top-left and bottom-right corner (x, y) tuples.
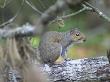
(84, 1), (110, 22)
(38, 0), (46, 9)
(0, 0), (7, 8)
(0, 0), (13, 8)
(61, 4), (92, 19)
(25, 0), (42, 15)
(0, 12), (18, 28)
(50, 4), (92, 24)
(0, 0), (25, 28)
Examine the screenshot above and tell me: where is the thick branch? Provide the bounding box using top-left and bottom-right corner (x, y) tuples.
(0, 24), (36, 38)
(42, 56), (110, 82)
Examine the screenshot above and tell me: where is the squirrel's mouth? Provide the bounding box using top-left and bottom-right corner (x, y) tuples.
(76, 38), (86, 43)
(78, 37), (86, 42)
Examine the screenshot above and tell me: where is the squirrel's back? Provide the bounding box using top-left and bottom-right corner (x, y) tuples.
(41, 31), (64, 44)
(38, 31), (63, 64)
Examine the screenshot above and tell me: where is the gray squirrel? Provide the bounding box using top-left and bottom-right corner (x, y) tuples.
(38, 28), (86, 65)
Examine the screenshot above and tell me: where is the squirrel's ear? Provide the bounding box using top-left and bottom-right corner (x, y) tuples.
(74, 28), (79, 30)
(71, 28), (78, 31)
(70, 28), (78, 35)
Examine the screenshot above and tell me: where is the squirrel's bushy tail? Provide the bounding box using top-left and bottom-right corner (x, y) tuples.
(0, 38), (48, 82)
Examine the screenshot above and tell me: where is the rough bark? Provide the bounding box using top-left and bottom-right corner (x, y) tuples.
(41, 56), (110, 82)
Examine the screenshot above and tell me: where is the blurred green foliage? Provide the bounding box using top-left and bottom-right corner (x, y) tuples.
(0, 0), (110, 59)
(0, 0), (6, 8)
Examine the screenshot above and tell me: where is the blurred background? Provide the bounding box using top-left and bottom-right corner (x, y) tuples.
(0, 0), (110, 59)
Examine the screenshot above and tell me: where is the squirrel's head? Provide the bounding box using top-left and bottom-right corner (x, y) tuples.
(69, 28), (86, 43)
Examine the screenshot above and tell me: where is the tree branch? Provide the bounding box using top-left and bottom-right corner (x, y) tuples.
(0, 0), (85, 38)
(36, 0), (85, 33)
(41, 56), (110, 82)
(50, 4), (92, 24)
(0, 0), (25, 28)
(25, 0), (42, 15)
(84, 1), (110, 22)
(0, 23), (35, 38)
(0, 0), (110, 38)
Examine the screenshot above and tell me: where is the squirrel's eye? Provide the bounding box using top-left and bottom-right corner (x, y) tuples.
(76, 33), (80, 36)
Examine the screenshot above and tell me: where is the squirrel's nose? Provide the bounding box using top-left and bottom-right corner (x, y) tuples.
(83, 39), (86, 42)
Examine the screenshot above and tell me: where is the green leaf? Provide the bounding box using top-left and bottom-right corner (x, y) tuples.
(30, 36), (40, 47)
